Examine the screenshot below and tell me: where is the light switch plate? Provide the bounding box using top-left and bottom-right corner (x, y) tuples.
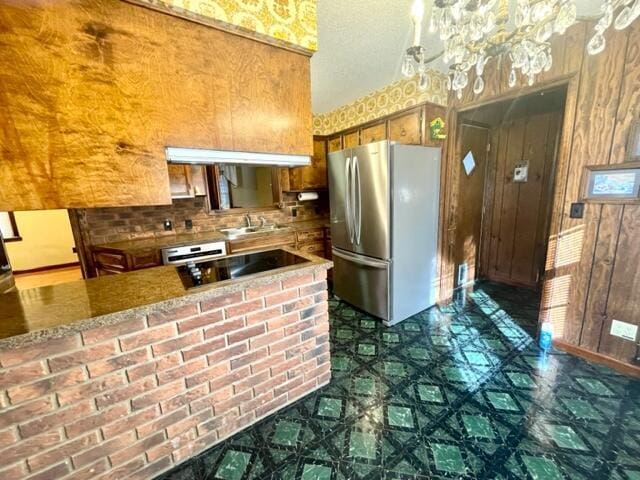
(610, 319), (638, 341)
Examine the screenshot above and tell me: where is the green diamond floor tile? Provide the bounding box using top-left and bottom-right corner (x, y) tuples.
(417, 384), (445, 403)
(358, 343), (376, 356)
(432, 443), (466, 474)
(507, 371), (536, 388)
(522, 455), (564, 480)
(214, 450), (251, 480)
(486, 391), (520, 411)
(156, 281), (640, 480)
(383, 332), (400, 343)
(576, 377), (614, 396)
(317, 397), (343, 418)
(354, 377), (376, 396)
(272, 420), (301, 447)
(462, 415), (495, 439)
(349, 431), (377, 460)
(301, 463), (332, 480)
(387, 405), (415, 429)
(547, 425), (588, 450)
(561, 398), (603, 420)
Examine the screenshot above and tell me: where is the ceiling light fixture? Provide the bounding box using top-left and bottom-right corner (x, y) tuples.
(587, 0), (640, 54)
(402, 0), (578, 97)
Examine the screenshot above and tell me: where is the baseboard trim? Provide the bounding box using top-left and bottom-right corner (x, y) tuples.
(553, 339), (640, 378)
(13, 262), (81, 275)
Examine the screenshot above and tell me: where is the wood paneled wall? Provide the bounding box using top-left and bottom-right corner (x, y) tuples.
(0, 0), (312, 211)
(440, 22), (640, 367)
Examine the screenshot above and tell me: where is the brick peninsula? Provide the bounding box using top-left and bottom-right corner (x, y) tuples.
(0, 248), (332, 480)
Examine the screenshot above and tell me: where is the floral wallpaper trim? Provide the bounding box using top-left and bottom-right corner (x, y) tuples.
(135, 0), (318, 51)
(312, 71), (449, 136)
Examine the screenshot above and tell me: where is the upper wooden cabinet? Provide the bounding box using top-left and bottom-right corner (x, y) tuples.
(169, 165), (207, 199)
(342, 131), (360, 148)
(0, 0), (312, 211)
(360, 122), (387, 145)
(388, 109), (423, 145)
(288, 138), (328, 190)
(327, 136), (342, 153)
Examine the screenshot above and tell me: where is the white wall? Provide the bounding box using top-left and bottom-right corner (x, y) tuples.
(6, 210), (78, 271)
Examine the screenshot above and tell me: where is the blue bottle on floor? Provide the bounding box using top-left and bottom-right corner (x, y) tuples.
(539, 321), (553, 351)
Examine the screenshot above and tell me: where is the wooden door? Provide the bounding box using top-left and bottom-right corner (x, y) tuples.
(343, 131), (359, 148)
(328, 136), (342, 153)
(453, 124), (490, 288)
(388, 109), (422, 145)
(360, 122), (386, 145)
(484, 111), (561, 288)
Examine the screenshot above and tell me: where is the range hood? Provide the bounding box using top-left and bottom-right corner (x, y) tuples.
(166, 147), (311, 167)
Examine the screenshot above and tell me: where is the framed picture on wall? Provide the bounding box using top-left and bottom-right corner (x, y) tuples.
(627, 120), (640, 162)
(581, 161), (640, 204)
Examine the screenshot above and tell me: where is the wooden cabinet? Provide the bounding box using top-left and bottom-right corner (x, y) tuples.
(295, 227), (326, 257)
(0, 0), (312, 211)
(327, 136), (342, 153)
(92, 247), (162, 276)
(360, 122), (387, 145)
(288, 138), (328, 191)
(388, 108), (423, 145)
(169, 165), (207, 199)
(342, 131), (359, 148)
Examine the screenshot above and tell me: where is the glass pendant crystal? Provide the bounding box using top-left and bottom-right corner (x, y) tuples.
(473, 75), (485, 94)
(587, 33), (606, 55)
(509, 68), (517, 88)
(401, 54), (415, 78)
(536, 22), (553, 42)
(527, 73), (535, 86)
(614, 6), (634, 29)
(544, 51), (553, 71)
(418, 71), (430, 91)
(456, 88), (463, 100)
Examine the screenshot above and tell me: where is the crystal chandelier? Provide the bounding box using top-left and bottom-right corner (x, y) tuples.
(587, 0), (640, 54)
(401, 0), (577, 98)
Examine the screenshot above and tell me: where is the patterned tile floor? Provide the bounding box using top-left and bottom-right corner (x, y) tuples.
(157, 282), (640, 480)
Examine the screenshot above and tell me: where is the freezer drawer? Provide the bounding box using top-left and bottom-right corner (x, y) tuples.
(332, 248), (389, 321)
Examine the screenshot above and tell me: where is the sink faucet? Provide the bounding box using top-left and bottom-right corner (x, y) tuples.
(245, 214), (252, 228)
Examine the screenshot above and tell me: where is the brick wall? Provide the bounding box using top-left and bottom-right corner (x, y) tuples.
(0, 270), (330, 480)
(77, 194), (328, 246)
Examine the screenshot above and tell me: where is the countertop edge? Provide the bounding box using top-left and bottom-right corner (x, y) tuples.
(0, 253), (332, 352)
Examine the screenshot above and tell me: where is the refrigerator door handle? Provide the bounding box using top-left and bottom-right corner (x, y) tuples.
(354, 156), (362, 245)
(350, 156), (357, 245)
(332, 248), (388, 269)
(345, 157), (353, 243)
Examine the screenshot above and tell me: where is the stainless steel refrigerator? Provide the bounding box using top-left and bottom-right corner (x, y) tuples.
(328, 140), (440, 326)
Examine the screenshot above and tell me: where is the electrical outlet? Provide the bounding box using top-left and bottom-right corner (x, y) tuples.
(610, 319), (638, 341)
(163, 219), (173, 231)
(185, 219), (193, 230)
(570, 202), (584, 219)
(291, 208), (298, 218)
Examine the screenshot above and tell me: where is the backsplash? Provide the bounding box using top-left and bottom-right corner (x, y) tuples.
(77, 193), (328, 246)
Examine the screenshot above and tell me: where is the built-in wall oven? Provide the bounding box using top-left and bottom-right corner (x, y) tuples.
(0, 233), (15, 293)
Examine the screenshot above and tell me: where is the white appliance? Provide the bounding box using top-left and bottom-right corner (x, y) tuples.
(328, 140), (441, 326)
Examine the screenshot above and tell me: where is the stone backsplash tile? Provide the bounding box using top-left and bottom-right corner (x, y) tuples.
(78, 194), (328, 246)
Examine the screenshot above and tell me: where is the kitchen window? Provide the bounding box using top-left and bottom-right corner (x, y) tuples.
(0, 212), (21, 242)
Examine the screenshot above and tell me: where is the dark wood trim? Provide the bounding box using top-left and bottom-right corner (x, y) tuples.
(3, 236), (22, 243)
(122, 0), (315, 58)
(2, 212), (21, 241)
(13, 261), (81, 275)
(553, 339), (640, 378)
(319, 100), (447, 139)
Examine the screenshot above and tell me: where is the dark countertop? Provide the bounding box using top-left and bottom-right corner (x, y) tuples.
(0, 247), (332, 351)
(92, 218), (330, 253)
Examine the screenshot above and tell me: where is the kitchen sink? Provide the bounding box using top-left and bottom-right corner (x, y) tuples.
(219, 224), (291, 239)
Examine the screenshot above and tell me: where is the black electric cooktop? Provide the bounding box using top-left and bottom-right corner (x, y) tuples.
(178, 249), (310, 289)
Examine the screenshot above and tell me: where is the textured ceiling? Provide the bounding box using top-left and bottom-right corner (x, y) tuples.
(311, 0), (603, 114)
